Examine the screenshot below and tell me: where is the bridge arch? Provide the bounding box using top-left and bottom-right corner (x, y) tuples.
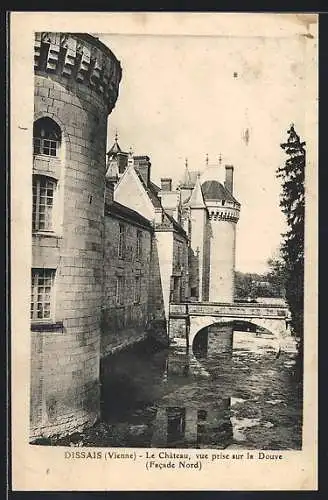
(189, 315), (289, 350)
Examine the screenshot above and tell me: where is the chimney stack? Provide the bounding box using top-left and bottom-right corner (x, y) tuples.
(134, 156), (151, 187)
(104, 178), (115, 205)
(225, 165), (234, 194)
(161, 178), (172, 192)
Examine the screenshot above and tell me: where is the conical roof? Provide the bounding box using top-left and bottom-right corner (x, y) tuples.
(179, 159), (201, 188)
(188, 174), (206, 208)
(107, 134), (122, 156)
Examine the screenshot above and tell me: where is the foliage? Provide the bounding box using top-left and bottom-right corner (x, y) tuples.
(234, 268), (285, 300)
(277, 124), (305, 337)
(266, 254), (288, 298)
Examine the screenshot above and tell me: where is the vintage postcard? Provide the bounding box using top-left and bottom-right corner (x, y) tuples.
(10, 12), (318, 491)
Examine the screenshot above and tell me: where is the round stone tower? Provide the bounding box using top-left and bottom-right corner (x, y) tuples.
(30, 32), (121, 439)
(202, 165), (240, 302)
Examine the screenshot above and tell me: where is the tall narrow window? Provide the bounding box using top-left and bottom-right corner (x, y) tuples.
(118, 223), (126, 258)
(134, 276), (141, 304)
(32, 175), (56, 232)
(177, 245), (181, 268)
(31, 268), (55, 320)
(116, 276), (124, 305)
(136, 230), (142, 259)
(33, 117), (61, 157)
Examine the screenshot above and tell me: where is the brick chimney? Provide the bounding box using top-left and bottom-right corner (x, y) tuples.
(134, 156), (151, 186)
(104, 178), (115, 205)
(224, 165), (234, 194)
(161, 178), (172, 191)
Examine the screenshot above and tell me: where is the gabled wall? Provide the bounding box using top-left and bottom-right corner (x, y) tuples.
(114, 166), (155, 222)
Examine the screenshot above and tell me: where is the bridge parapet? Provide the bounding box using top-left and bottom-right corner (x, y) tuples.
(170, 302), (289, 319)
(169, 302), (293, 352)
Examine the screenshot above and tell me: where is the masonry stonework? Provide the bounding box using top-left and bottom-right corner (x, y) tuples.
(171, 231), (189, 303)
(208, 219), (236, 302)
(101, 208), (153, 357)
(30, 33), (121, 439)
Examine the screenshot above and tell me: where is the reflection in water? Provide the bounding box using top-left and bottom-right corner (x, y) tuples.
(150, 401), (232, 449)
(99, 323), (302, 449)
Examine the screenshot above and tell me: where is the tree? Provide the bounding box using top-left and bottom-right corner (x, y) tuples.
(234, 271), (254, 299)
(234, 270), (283, 299)
(266, 253), (288, 299)
(277, 124), (305, 345)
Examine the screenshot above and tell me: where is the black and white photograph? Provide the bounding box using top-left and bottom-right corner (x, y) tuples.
(10, 12), (318, 491)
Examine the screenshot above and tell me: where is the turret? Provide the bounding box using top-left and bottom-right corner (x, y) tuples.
(179, 158), (200, 204)
(201, 159), (240, 302)
(31, 32), (122, 439)
(188, 174), (209, 300)
(106, 132), (128, 182)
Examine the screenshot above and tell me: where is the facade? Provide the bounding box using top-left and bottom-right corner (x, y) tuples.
(30, 32), (240, 441)
(102, 193), (154, 357)
(111, 144), (190, 321)
(155, 158), (241, 305)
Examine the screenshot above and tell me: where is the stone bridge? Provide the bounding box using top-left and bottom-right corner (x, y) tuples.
(169, 301), (293, 352)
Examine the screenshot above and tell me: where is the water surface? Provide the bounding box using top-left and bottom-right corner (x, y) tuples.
(92, 326), (303, 450)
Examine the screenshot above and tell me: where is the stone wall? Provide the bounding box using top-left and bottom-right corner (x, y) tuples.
(189, 207), (208, 301)
(148, 235), (166, 323)
(172, 231), (189, 302)
(208, 220), (236, 302)
(169, 317), (188, 343)
(101, 213), (153, 357)
(155, 231), (174, 321)
(202, 217), (211, 301)
(30, 32), (121, 440)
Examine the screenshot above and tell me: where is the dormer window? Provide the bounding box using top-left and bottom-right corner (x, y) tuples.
(33, 117), (61, 157)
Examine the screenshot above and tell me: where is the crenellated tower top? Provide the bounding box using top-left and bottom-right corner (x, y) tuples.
(201, 164), (241, 223)
(34, 32), (122, 114)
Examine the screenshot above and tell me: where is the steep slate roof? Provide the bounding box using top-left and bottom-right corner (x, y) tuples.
(107, 138), (122, 155)
(201, 180), (240, 204)
(134, 170), (162, 208)
(149, 180), (161, 192)
(105, 201), (153, 230)
(159, 211), (188, 239)
(107, 146), (187, 236)
(182, 194), (191, 205)
(180, 169), (202, 188)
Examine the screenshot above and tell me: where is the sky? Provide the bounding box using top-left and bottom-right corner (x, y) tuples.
(96, 14), (317, 274)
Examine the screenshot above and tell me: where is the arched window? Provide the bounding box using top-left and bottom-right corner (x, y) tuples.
(33, 117), (61, 157)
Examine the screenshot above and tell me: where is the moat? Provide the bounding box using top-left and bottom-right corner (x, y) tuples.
(40, 325), (302, 450)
